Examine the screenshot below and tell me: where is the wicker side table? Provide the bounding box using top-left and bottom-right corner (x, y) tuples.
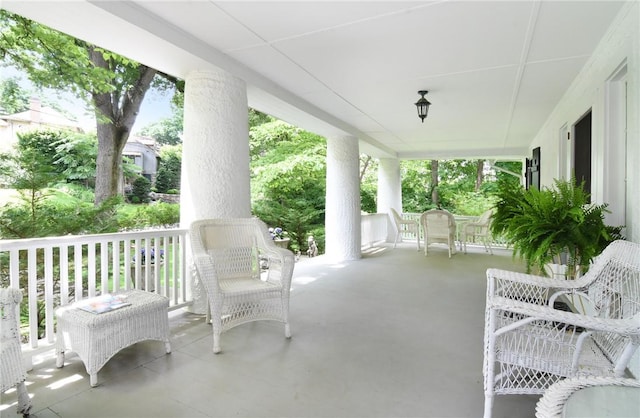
(55, 290), (171, 387)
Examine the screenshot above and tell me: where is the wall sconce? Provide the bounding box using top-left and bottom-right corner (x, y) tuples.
(415, 90), (431, 123)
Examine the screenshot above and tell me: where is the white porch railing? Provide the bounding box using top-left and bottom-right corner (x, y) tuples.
(1, 214), (458, 361)
(361, 213), (389, 248)
(0, 228), (191, 354)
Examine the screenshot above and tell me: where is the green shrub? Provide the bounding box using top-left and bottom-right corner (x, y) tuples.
(166, 189), (179, 195)
(130, 176), (151, 203)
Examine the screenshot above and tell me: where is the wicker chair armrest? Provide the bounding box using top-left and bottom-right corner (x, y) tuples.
(262, 246), (295, 287)
(489, 297), (640, 336)
(487, 268), (588, 306)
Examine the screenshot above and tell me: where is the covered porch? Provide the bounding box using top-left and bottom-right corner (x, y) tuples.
(2, 243), (536, 418)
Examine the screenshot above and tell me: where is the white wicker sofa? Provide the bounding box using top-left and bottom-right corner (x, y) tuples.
(482, 240), (640, 418)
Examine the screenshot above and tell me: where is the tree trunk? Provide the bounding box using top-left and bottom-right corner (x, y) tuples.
(475, 159), (484, 191)
(359, 155), (372, 182)
(90, 47), (157, 205)
(430, 160), (439, 207)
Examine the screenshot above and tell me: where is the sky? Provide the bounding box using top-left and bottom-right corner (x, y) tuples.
(2, 66), (175, 134)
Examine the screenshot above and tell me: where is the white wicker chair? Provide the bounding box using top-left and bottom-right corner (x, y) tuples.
(461, 208), (493, 254)
(390, 208), (420, 250)
(420, 209), (456, 258)
(483, 240), (640, 418)
(1, 288), (32, 416)
(190, 218), (295, 354)
(535, 376), (640, 418)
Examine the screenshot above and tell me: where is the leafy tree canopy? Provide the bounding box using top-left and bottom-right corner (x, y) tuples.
(0, 76), (30, 114)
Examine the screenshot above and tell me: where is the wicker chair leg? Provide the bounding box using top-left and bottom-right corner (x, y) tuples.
(213, 333), (221, 354)
(483, 394), (493, 418)
(284, 323), (291, 338)
(16, 381), (31, 416)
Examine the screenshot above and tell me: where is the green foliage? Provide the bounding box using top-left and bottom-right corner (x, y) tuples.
(139, 103), (183, 145)
(250, 120), (326, 252)
(360, 155), (378, 213)
(249, 108), (273, 128)
(0, 11), (115, 96)
(130, 176), (151, 204)
(490, 178), (622, 276)
(0, 76), (30, 114)
(0, 192), (120, 239)
(155, 145), (182, 193)
(117, 202), (179, 229)
(53, 132), (97, 185)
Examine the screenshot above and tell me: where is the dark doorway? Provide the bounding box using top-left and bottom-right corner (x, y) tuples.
(574, 110), (592, 201)
(526, 147), (541, 190)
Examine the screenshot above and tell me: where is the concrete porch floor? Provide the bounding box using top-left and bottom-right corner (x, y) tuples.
(2, 243), (539, 418)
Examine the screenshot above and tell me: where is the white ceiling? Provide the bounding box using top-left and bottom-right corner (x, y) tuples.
(2, 1), (627, 159)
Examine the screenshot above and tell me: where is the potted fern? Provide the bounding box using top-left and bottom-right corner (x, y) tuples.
(490, 178), (622, 279)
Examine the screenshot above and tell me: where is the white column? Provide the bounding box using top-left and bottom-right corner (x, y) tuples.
(325, 135), (361, 262)
(377, 158), (402, 242)
(180, 69), (250, 314)
(180, 69), (251, 228)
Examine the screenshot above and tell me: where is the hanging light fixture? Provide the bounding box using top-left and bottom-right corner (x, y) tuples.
(415, 90), (431, 123)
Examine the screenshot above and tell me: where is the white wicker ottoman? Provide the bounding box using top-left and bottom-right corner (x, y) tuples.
(55, 290), (171, 387)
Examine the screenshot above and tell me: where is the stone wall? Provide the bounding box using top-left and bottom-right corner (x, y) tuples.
(150, 192), (180, 204)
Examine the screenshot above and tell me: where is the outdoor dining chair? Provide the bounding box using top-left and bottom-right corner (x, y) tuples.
(390, 208), (420, 250)
(420, 209), (456, 257)
(461, 208), (493, 254)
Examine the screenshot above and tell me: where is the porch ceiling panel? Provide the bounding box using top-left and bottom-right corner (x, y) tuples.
(506, 57), (591, 145)
(2, 0), (628, 161)
(527, 1), (626, 62)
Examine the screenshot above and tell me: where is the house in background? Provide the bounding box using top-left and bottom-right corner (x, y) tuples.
(122, 135), (160, 184)
(0, 98), (83, 153)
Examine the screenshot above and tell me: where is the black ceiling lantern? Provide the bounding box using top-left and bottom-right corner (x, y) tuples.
(415, 90), (431, 123)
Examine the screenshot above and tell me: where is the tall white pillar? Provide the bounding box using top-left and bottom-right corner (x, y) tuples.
(180, 69), (250, 314)
(325, 135), (361, 262)
(180, 69), (251, 228)
(377, 158), (402, 242)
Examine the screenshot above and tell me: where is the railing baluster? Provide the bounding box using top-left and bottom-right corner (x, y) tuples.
(124, 238), (132, 291)
(112, 239), (120, 293)
(74, 243), (83, 300)
(27, 248), (38, 348)
(9, 249), (20, 288)
(44, 246), (55, 343)
(60, 245), (69, 306)
(100, 240), (109, 293)
(88, 242), (96, 297)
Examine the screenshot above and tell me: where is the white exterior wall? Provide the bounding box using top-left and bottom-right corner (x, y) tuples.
(325, 135), (361, 262)
(180, 69), (251, 228)
(528, 2), (639, 377)
(377, 158), (402, 242)
(531, 2), (639, 242)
